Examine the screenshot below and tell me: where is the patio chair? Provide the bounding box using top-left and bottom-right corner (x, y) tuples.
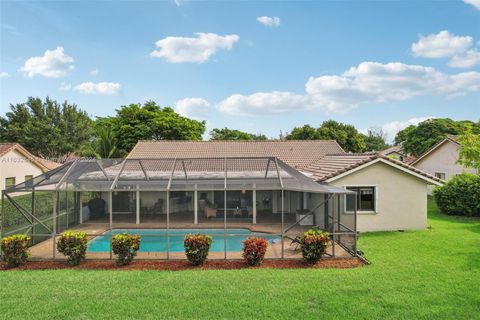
(204, 206), (217, 219)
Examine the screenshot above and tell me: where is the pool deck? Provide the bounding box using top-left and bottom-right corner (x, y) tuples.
(29, 221), (353, 260)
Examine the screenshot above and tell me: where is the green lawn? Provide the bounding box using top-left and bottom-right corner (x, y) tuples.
(0, 199), (479, 320)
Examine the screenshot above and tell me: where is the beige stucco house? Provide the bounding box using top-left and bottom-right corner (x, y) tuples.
(411, 136), (477, 182)
(0, 143), (60, 191)
(128, 140), (442, 232)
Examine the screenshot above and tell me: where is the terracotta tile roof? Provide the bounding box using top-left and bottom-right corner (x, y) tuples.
(0, 143), (18, 158)
(380, 145), (404, 156)
(128, 140), (345, 169)
(301, 152), (443, 184)
(0, 143), (61, 171)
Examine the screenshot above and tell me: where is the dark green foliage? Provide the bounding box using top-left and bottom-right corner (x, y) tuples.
(0, 97), (93, 159)
(56, 231), (88, 265)
(363, 128), (389, 151)
(112, 233), (141, 266)
(242, 236), (268, 266)
(209, 127), (267, 140)
(433, 173), (480, 217)
(293, 228), (330, 265)
(97, 101), (206, 155)
(184, 234), (212, 266)
(457, 133), (480, 171)
(1, 234), (31, 268)
(80, 126), (124, 159)
(286, 121), (366, 152)
(394, 118), (480, 157)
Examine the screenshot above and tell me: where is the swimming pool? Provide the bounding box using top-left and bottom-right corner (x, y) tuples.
(87, 229), (281, 253)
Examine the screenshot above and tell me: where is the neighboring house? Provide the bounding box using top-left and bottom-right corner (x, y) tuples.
(128, 140), (442, 232)
(411, 136), (478, 182)
(380, 145), (406, 161)
(0, 143), (61, 191)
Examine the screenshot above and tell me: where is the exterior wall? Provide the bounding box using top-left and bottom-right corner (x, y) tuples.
(329, 161), (429, 232)
(0, 149), (44, 191)
(414, 141), (477, 181)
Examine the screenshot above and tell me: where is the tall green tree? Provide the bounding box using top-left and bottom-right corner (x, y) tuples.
(99, 101), (206, 154)
(363, 128), (389, 152)
(457, 132), (480, 172)
(286, 121), (366, 152)
(394, 118), (480, 157)
(80, 126), (122, 159)
(0, 97), (93, 159)
(210, 128), (267, 140)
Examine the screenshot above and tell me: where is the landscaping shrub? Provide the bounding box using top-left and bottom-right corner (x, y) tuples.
(184, 234), (212, 266)
(112, 233), (141, 266)
(242, 236), (268, 266)
(433, 173), (480, 217)
(297, 228), (330, 265)
(57, 231), (88, 266)
(1, 234), (31, 268)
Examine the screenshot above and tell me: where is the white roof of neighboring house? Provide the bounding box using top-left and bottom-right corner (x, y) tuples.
(0, 143), (62, 172)
(411, 136), (460, 166)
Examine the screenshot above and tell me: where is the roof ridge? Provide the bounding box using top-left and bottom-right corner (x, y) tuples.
(136, 139), (341, 143)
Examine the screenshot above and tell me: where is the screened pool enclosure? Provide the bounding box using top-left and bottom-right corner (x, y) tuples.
(1, 157), (357, 260)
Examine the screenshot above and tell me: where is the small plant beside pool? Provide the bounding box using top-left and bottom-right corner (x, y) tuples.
(184, 234), (212, 266)
(293, 228), (330, 265)
(57, 231), (88, 266)
(242, 236), (268, 266)
(112, 233), (141, 266)
(1, 235), (31, 268)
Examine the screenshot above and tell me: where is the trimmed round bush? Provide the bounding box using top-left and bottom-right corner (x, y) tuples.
(1, 235), (31, 268)
(299, 229), (330, 265)
(112, 233), (141, 266)
(243, 236), (268, 266)
(184, 234), (212, 266)
(433, 173), (480, 217)
(57, 231), (88, 266)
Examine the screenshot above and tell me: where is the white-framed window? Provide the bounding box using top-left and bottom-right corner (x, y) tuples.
(434, 172), (446, 180)
(345, 186), (377, 213)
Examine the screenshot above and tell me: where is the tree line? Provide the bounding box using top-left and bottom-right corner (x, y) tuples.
(1, 97), (479, 161)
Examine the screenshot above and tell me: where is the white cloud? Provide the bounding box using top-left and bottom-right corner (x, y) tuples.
(0, 72), (9, 78)
(175, 97), (210, 119)
(150, 32), (239, 63)
(411, 30), (472, 58)
(218, 91), (310, 115)
(464, 0), (480, 10)
(89, 68), (99, 76)
(257, 16), (281, 27)
(74, 82), (121, 95)
(411, 30), (480, 68)
(217, 62), (480, 115)
(381, 116), (434, 142)
(20, 47), (74, 78)
(448, 49), (480, 68)
(59, 82), (72, 91)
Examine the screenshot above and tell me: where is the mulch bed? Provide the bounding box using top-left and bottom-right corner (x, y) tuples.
(0, 258), (365, 271)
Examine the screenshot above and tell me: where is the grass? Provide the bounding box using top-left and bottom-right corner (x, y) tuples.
(0, 199), (479, 319)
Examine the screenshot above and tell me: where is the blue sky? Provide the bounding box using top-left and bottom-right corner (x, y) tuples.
(1, 0), (479, 141)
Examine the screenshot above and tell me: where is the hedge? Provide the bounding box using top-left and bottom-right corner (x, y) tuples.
(433, 173), (480, 217)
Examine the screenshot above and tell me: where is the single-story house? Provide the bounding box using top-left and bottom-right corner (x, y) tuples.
(129, 140), (443, 232)
(412, 136), (478, 181)
(0, 143), (60, 191)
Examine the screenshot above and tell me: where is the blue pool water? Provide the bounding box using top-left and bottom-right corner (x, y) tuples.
(87, 229), (280, 253)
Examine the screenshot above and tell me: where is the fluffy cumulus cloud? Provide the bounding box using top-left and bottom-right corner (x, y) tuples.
(411, 30), (472, 58)
(20, 47), (74, 78)
(175, 97), (210, 119)
(74, 82), (121, 95)
(411, 30), (480, 68)
(464, 0), (480, 10)
(218, 91), (309, 115)
(0, 72), (8, 78)
(257, 16), (281, 27)
(380, 116), (434, 142)
(217, 62), (480, 115)
(150, 33), (239, 63)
